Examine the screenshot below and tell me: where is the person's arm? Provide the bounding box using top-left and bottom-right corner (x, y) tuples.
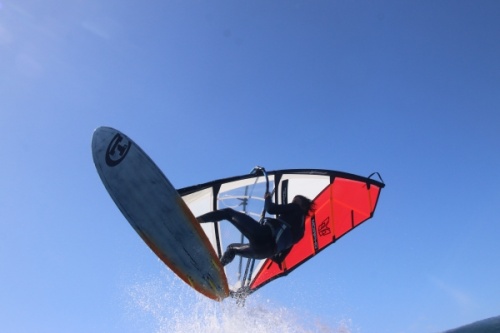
(264, 192), (298, 214)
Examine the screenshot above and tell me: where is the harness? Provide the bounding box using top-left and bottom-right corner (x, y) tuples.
(263, 218), (291, 244)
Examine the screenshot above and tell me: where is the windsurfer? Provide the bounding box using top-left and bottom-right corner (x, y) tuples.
(197, 193), (313, 266)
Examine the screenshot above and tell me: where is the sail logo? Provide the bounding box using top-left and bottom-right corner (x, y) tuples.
(318, 218), (331, 237)
(105, 133), (131, 167)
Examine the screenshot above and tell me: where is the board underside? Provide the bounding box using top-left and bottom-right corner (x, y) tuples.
(92, 127), (229, 301)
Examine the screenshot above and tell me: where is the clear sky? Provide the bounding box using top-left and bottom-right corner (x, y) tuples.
(1, 1), (499, 332)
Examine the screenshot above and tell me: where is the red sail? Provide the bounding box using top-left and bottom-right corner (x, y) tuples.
(250, 177), (383, 291)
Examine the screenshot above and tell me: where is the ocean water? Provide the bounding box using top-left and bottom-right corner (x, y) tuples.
(125, 273), (352, 333)
(441, 315), (500, 333)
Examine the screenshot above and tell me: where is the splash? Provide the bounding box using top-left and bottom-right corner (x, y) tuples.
(125, 272), (353, 333)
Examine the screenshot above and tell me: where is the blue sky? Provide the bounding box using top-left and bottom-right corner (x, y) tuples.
(1, 1), (499, 332)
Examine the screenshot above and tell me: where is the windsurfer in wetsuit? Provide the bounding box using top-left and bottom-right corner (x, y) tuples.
(197, 192), (313, 266)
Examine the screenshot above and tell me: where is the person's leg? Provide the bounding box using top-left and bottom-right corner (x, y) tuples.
(198, 208), (266, 244)
(220, 243), (251, 266)
(220, 243), (273, 266)
(199, 208), (275, 265)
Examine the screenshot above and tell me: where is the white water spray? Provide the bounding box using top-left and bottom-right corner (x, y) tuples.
(125, 272), (353, 333)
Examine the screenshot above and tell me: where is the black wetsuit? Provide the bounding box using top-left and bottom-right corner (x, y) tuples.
(197, 196), (305, 266)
